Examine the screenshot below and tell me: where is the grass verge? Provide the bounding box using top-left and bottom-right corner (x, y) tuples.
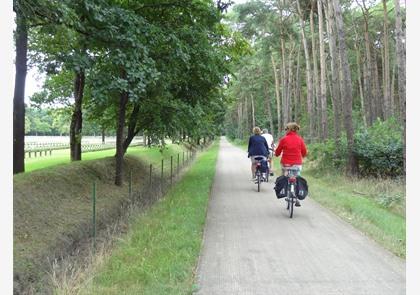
(14, 144), (187, 294)
(77, 141), (220, 295)
(304, 168), (405, 258)
(228, 137), (405, 258)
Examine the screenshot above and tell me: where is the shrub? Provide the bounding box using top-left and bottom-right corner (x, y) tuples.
(354, 118), (404, 177)
(308, 118), (404, 177)
(307, 137), (347, 171)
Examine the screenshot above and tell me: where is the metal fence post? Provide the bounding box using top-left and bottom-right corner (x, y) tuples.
(129, 170), (132, 200)
(161, 159), (164, 191)
(92, 182), (97, 250)
(149, 164), (152, 188)
(170, 156), (173, 186)
(161, 159), (164, 179)
(177, 153), (180, 174)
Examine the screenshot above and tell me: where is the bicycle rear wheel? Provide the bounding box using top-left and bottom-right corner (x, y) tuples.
(257, 173), (261, 192)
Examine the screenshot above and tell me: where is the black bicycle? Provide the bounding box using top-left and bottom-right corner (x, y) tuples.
(285, 167), (300, 218)
(254, 156), (269, 192)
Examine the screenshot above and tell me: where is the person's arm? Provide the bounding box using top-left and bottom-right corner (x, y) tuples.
(263, 138), (269, 156)
(247, 136), (252, 157)
(301, 138), (307, 158)
(274, 138), (283, 157)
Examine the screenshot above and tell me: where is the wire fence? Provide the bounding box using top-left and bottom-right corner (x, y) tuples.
(88, 147), (206, 250)
(24, 142), (143, 159)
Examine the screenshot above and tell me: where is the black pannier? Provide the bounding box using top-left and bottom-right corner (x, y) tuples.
(274, 176), (288, 198)
(274, 175), (309, 200)
(296, 176), (309, 200)
(259, 159), (269, 173)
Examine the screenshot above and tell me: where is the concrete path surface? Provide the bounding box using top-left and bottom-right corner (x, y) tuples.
(194, 137), (405, 295)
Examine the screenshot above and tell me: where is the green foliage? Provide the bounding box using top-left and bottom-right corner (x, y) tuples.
(25, 107), (103, 136)
(307, 136), (348, 171)
(308, 118), (404, 177)
(354, 118), (404, 177)
(27, 0), (245, 149)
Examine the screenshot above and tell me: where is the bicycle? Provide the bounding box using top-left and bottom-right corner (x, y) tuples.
(254, 156), (269, 192)
(284, 167), (300, 218)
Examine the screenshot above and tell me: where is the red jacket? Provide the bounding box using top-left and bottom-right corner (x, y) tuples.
(274, 131), (307, 165)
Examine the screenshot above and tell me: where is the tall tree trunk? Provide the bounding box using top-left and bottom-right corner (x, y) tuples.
(251, 94), (256, 127)
(101, 127), (105, 144)
(244, 95), (249, 136)
(70, 70), (85, 161)
(382, 0), (391, 119)
(271, 53), (282, 136)
(13, 8), (27, 174)
(115, 70), (129, 186)
(332, 0), (358, 174)
(281, 39), (287, 127)
(372, 48), (382, 121)
(263, 82), (274, 134)
(318, 0), (328, 140)
(358, 0), (374, 126)
(310, 1), (321, 140)
(394, 0), (406, 171)
(122, 103), (141, 154)
(237, 101), (242, 138)
(381, 42), (386, 117)
(355, 44), (367, 127)
(286, 51), (294, 124)
(390, 59), (396, 117)
(297, 0), (315, 142)
(325, 0), (342, 146)
(294, 45), (302, 121)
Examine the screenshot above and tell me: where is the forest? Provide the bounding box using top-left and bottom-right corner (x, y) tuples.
(224, 0), (405, 177)
(13, 0), (406, 182)
(13, 0), (246, 184)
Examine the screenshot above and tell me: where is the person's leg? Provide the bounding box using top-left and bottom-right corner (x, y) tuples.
(295, 165), (303, 206)
(251, 157), (256, 179)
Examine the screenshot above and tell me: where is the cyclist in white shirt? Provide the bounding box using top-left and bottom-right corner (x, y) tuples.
(262, 128), (275, 176)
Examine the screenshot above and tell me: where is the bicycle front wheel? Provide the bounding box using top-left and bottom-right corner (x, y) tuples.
(289, 197), (294, 218)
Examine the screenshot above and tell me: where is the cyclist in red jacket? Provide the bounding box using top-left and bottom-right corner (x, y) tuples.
(274, 122), (307, 206)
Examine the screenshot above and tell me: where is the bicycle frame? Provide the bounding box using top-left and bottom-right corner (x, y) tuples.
(254, 156), (268, 192)
(285, 167), (300, 218)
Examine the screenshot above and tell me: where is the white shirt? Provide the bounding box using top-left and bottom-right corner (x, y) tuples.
(262, 133), (274, 149)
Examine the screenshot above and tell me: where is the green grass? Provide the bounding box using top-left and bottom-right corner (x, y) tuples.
(228, 137), (405, 258)
(24, 144), (185, 172)
(304, 168), (405, 258)
(79, 142), (220, 295)
(14, 144), (188, 293)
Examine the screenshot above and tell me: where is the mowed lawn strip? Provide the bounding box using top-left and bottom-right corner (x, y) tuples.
(228, 138), (405, 258)
(24, 144), (185, 172)
(81, 142), (219, 295)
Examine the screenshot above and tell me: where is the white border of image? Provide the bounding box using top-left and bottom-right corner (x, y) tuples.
(406, 0), (419, 294)
(0, 1), (417, 294)
(0, 0), (14, 294)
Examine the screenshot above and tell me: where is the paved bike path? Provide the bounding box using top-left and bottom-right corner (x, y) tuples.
(194, 137), (405, 295)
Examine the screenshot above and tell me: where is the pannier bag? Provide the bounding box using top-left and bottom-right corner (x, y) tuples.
(274, 176), (288, 198)
(259, 159), (269, 173)
(296, 176), (309, 200)
(274, 175), (309, 200)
